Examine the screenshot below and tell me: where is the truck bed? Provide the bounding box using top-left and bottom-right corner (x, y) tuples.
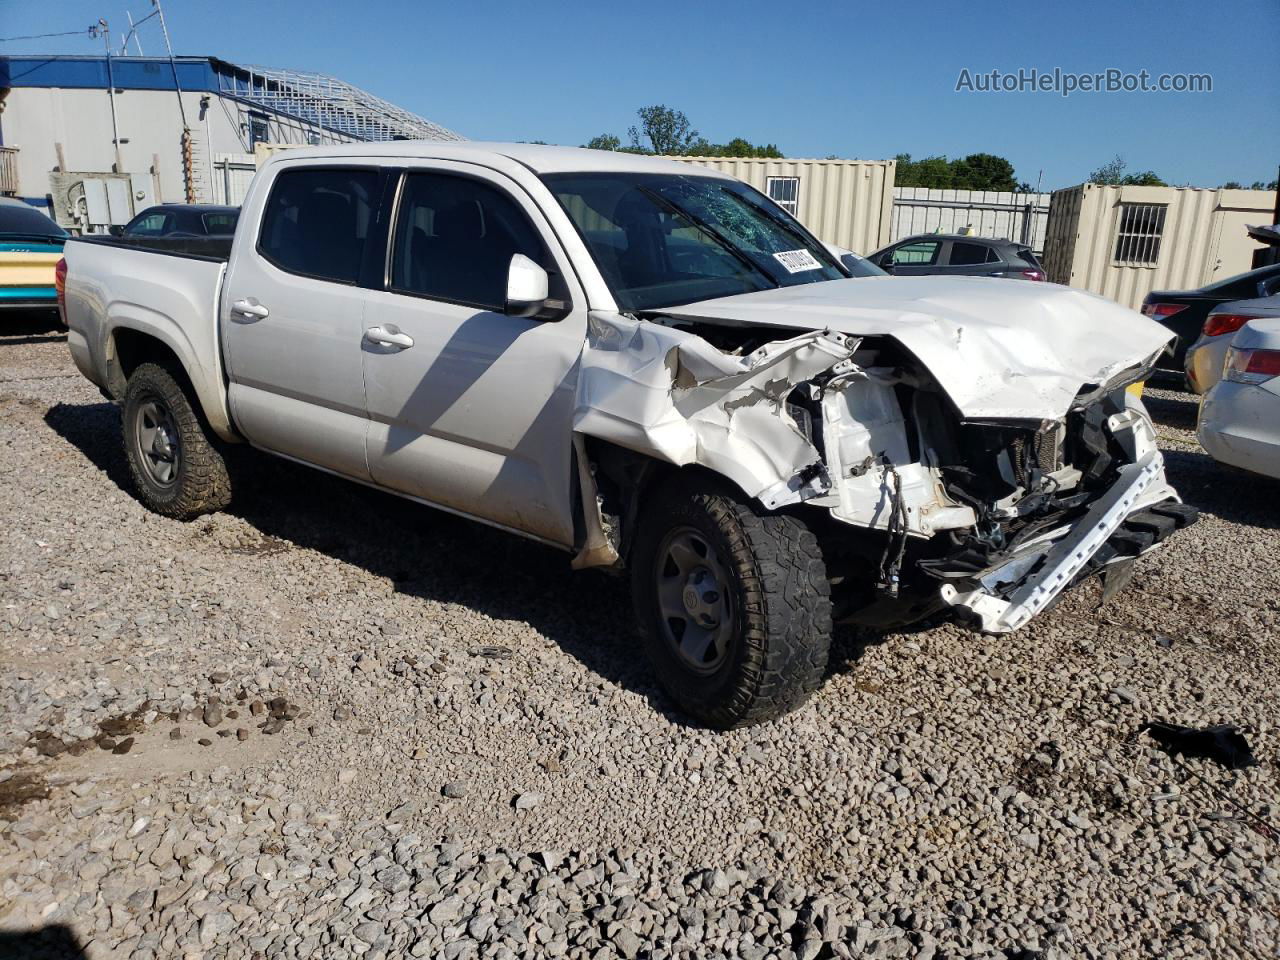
(74, 234), (233, 262)
(62, 234), (236, 439)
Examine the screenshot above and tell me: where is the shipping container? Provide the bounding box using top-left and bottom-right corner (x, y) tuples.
(1043, 183), (1278, 309)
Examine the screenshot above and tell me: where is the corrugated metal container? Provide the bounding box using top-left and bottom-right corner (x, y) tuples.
(674, 156), (896, 255)
(891, 187), (1051, 254)
(1044, 183), (1279, 309)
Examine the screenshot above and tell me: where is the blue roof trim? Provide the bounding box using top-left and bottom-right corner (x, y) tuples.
(0, 56), (228, 92)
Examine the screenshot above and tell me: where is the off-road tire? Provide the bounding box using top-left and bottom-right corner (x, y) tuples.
(631, 477), (833, 728)
(122, 362), (232, 519)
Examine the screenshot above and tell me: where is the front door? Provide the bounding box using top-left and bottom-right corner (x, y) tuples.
(360, 164), (586, 546)
(221, 164), (386, 480)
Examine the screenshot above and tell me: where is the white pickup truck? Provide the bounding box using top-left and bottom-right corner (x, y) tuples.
(61, 142), (1196, 727)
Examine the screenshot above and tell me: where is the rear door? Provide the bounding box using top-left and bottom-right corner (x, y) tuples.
(359, 162), (587, 546)
(221, 162), (388, 480)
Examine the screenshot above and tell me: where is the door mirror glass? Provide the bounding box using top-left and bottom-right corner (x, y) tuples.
(505, 253), (549, 318)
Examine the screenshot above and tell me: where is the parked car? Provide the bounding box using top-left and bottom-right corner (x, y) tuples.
(867, 234), (1045, 281)
(60, 143), (1196, 727)
(1198, 316), (1280, 479)
(0, 197), (69, 314)
(1184, 294), (1280, 394)
(1141, 263), (1280, 382)
(116, 204), (240, 238)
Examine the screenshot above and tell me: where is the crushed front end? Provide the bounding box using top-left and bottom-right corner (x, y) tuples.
(574, 306), (1196, 634)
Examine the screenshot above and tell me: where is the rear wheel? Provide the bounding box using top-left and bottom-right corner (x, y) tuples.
(122, 362), (231, 519)
(631, 478), (833, 728)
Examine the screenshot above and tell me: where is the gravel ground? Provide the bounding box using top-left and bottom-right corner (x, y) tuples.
(2, 318), (1278, 960)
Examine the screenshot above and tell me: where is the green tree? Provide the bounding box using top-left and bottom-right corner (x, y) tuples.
(1250, 179), (1279, 190)
(1089, 155), (1167, 186)
(585, 109), (785, 158)
(629, 105), (701, 155)
(684, 136), (783, 158)
(1089, 155), (1128, 184)
(895, 153), (1023, 191)
(951, 153), (1019, 191)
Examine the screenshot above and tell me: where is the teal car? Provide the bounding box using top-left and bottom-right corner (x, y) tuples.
(0, 198), (68, 313)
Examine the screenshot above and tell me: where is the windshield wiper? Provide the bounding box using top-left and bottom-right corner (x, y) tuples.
(636, 186), (780, 290)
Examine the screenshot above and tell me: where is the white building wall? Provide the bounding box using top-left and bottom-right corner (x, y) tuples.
(2, 85), (352, 215)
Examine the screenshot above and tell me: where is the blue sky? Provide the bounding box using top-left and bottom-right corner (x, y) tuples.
(3, 0), (1277, 190)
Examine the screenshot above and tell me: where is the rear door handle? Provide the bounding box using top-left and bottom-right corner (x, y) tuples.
(365, 325), (414, 349)
(231, 298), (269, 320)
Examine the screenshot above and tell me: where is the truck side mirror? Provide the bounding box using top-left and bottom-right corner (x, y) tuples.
(505, 254), (550, 318)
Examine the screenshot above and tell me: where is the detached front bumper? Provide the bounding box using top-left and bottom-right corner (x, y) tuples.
(939, 452), (1198, 633)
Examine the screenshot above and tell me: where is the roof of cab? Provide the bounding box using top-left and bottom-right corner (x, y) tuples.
(263, 140), (733, 178)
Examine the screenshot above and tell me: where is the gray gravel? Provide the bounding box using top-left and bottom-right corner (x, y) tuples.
(2, 323), (1279, 959)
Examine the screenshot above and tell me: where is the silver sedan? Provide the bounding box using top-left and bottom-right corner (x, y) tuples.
(1198, 315), (1280, 479)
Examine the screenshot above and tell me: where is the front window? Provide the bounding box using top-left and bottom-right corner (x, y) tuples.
(389, 172), (548, 311)
(889, 240), (941, 265)
(544, 173), (844, 312)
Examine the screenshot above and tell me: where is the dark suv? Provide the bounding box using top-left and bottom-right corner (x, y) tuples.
(869, 234), (1045, 281)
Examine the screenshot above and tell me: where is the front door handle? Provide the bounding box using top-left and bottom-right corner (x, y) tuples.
(231, 298), (269, 320)
(365, 325), (414, 349)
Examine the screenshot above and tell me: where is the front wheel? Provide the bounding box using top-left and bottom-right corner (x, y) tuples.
(122, 362), (232, 519)
(631, 478), (833, 728)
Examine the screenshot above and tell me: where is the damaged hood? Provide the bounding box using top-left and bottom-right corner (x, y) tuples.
(660, 276), (1173, 420)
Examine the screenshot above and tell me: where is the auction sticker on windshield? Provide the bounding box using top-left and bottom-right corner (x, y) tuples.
(773, 249), (823, 273)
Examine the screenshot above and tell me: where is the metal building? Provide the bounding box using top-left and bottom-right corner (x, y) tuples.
(675, 156), (896, 255)
(0, 55), (461, 232)
(1042, 183), (1279, 309)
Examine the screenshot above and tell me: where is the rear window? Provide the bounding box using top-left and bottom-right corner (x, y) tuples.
(202, 212), (239, 235)
(1013, 248), (1042, 269)
(1201, 263), (1280, 298)
(949, 241), (992, 266)
(258, 168), (380, 284)
(0, 203), (68, 239)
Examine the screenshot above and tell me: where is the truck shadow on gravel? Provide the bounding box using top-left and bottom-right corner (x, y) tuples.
(46, 400), (804, 725)
(0, 925), (87, 959)
(49, 398), (1262, 724)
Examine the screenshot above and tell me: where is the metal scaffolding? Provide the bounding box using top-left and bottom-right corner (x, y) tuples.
(218, 64), (464, 143)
